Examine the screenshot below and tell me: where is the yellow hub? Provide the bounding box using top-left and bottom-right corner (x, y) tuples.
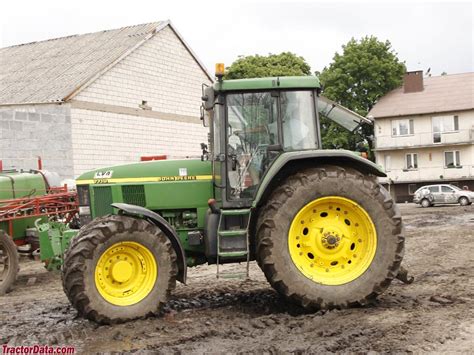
(95, 241), (157, 306)
(288, 196), (377, 285)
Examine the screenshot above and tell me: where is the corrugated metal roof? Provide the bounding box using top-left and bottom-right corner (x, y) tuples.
(369, 72), (474, 118)
(0, 22), (164, 105)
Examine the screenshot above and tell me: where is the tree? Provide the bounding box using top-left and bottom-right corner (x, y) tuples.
(224, 52), (311, 79)
(319, 36), (406, 154)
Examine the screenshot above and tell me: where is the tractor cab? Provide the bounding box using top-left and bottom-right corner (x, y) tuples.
(201, 65), (372, 208)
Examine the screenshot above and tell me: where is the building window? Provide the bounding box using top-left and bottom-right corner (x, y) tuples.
(444, 151), (461, 168)
(392, 119), (414, 136)
(405, 153), (418, 170)
(384, 154), (391, 172)
(408, 184), (417, 195)
(432, 115), (459, 143)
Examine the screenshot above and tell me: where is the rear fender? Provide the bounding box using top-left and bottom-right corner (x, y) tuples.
(111, 203), (187, 284)
(253, 150), (386, 207)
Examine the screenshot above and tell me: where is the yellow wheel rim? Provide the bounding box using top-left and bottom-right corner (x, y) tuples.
(95, 241), (157, 306)
(288, 196), (377, 285)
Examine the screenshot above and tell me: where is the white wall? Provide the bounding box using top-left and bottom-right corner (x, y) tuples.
(374, 110), (473, 150)
(70, 108), (207, 175)
(70, 25), (211, 176)
(74, 26), (210, 117)
(0, 103), (74, 179)
(376, 145), (473, 183)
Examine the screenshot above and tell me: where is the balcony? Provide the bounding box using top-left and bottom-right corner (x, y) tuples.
(379, 164), (474, 184)
(375, 128), (473, 151)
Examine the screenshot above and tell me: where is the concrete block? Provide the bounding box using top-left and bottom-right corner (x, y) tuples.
(28, 112), (40, 121)
(1, 111), (14, 120)
(41, 113), (52, 123)
(10, 121), (23, 131)
(15, 112), (28, 121)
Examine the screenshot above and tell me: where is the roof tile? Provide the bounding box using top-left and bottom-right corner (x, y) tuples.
(0, 22), (163, 105)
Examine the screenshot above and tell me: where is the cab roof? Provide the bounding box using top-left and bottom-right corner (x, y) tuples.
(213, 76), (321, 92)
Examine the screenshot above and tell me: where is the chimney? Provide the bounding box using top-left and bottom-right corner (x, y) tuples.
(403, 70), (424, 93)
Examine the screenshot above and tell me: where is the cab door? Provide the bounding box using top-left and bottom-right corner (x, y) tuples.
(224, 91), (280, 207)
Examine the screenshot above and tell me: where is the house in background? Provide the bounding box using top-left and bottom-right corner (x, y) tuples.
(0, 21), (212, 179)
(369, 71), (474, 202)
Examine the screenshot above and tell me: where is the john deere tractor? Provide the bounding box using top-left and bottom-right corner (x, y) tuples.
(62, 68), (404, 323)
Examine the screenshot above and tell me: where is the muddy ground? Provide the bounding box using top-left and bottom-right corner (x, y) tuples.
(1, 203), (473, 353)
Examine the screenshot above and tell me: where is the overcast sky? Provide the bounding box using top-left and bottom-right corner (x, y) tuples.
(0, 0), (472, 76)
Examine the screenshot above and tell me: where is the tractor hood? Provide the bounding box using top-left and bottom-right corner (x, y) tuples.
(76, 159), (212, 185)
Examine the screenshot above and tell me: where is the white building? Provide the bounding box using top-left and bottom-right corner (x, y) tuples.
(370, 71), (474, 202)
(0, 21), (212, 179)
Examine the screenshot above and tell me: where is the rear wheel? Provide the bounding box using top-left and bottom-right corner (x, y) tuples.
(421, 198), (431, 208)
(0, 230), (19, 295)
(256, 166), (404, 309)
(459, 197), (469, 206)
(62, 215), (177, 324)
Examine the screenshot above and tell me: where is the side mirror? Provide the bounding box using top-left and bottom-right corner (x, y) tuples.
(201, 85), (215, 110)
(200, 106), (210, 127)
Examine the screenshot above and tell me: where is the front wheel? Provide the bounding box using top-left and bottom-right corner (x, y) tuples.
(62, 215), (177, 324)
(256, 166), (404, 309)
(459, 197), (470, 206)
(0, 230), (19, 295)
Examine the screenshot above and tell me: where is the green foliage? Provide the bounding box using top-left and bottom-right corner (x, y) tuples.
(319, 36), (406, 154)
(224, 52), (311, 79)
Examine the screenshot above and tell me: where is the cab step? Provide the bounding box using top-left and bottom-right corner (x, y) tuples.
(220, 208), (252, 216)
(218, 251), (248, 258)
(218, 229), (247, 237)
(218, 271), (248, 280)
(216, 208), (252, 279)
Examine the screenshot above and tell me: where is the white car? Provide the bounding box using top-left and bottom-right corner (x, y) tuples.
(413, 184), (474, 207)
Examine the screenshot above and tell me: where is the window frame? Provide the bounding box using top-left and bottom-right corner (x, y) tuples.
(444, 150), (461, 168)
(405, 153), (418, 170)
(432, 115), (459, 144)
(384, 154), (391, 172)
(391, 118), (414, 137)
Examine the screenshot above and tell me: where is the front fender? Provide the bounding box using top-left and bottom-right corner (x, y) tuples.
(253, 150), (386, 207)
(111, 203), (187, 284)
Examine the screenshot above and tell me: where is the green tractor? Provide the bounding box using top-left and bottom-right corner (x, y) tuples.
(62, 70), (404, 324)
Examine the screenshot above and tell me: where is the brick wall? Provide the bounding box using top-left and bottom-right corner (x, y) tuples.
(71, 108), (207, 175)
(0, 104), (73, 178)
(71, 25), (211, 176)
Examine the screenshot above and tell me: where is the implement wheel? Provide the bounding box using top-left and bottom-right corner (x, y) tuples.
(256, 166), (404, 309)
(0, 230), (19, 295)
(62, 215), (177, 324)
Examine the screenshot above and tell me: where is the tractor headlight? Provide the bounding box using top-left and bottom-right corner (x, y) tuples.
(77, 185), (92, 226)
(77, 185), (90, 206)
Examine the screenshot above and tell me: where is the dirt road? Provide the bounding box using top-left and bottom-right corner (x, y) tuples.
(1, 204), (473, 353)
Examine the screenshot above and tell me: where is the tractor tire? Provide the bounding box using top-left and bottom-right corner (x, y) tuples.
(62, 214), (177, 324)
(256, 165), (404, 310)
(0, 230), (19, 296)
